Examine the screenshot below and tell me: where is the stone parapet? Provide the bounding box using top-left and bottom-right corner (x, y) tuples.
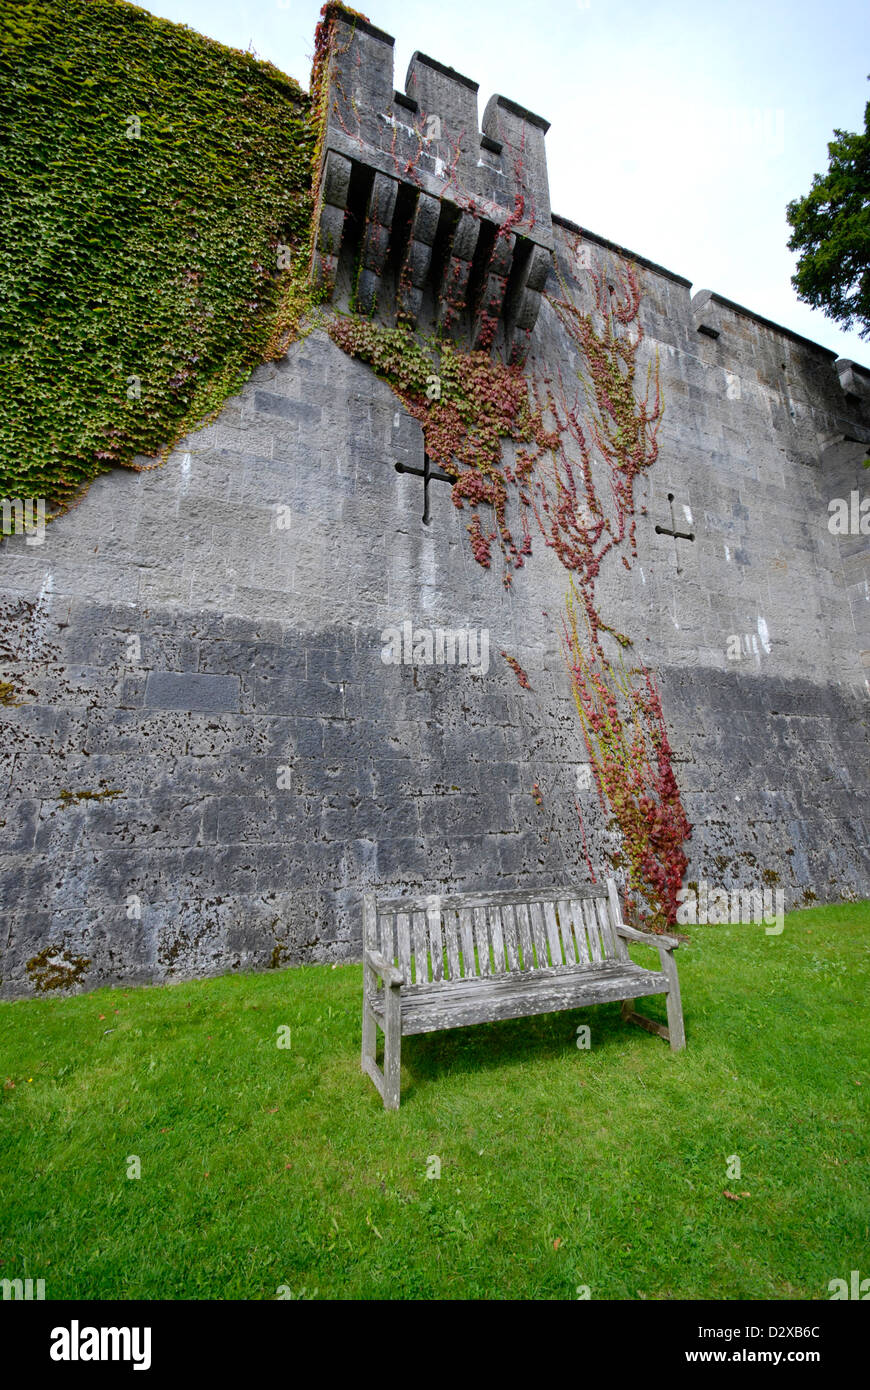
(311, 11), (553, 357)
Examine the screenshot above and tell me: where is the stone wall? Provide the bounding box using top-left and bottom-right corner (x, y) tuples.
(1, 204), (869, 997)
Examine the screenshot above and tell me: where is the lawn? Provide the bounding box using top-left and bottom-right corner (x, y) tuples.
(1, 902), (868, 1300)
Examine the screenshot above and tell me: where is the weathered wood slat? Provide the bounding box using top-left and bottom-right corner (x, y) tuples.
(396, 959), (650, 1000)
(529, 901), (549, 968)
(596, 896), (615, 961)
(574, 902), (590, 959)
(361, 889), (379, 1082)
(412, 910), (429, 985)
(444, 908), (462, 981)
(489, 905), (506, 974)
(427, 904), (444, 982)
(383, 975), (401, 1109)
(363, 890), (377, 950)
(502, 904), (520, 973)
(570, 900), (590, 965)
(660, 948), (686, 1050)
(472, 906), (490, 977)
(557, 898), (579, 965)
(459, 907), (475, 979)
(607, 880), (632, 963)
(396, 912), (412, 985)
(379, 912), (395, 964)
(377, 886), (609, 914)
(374, 964), (671, 1036)
(582, 898), (603, 963)
(575, 899), (592, 961)
(543, 901), (563, 967)
(515, 902), (534, 971)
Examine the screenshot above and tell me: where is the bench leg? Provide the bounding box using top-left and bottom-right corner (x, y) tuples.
(361, 981), (402, 1109)
(362, 991), (377, 1071)
(661, 952), (686, 1051)
(360, 995), (385, 1101)
(621, 962), (686, 1051)
(382, 985), (402, 1110)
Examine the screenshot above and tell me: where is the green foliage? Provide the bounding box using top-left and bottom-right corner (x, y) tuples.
(329, 318), (539, 467)
(328, 317), (555, 578)
(0, 0), (315, 520)
(0, 900), (868, 1298)
(786, 99), (870, 340)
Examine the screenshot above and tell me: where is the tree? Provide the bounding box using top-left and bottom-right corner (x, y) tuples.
(786, 97), (870, 340)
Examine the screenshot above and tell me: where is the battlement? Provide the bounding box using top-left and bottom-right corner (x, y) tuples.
(311, 10), (554, 356)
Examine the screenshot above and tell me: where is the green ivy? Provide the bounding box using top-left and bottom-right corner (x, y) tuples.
(0, 0), (315, 521)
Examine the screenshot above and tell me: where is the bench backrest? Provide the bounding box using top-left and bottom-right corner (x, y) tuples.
(364, 882), (627, 985)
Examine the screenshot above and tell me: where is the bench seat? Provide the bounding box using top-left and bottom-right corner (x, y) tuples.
(361, 878), (686, 1107)
(371, 961), (670, 1035)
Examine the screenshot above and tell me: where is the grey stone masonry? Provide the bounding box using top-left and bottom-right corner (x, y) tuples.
(311, 12), (553, 355)
(1, 28), (869, 998)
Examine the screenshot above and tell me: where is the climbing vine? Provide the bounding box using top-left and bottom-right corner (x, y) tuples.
(0, 0), (315, 522)
(329, 257), (659, 610)
(502, 652), (532, 688)
(327, 317), (558, 580)
(330, 249), (691, 929)
(545, 252), (689, 925)
(536, 255), (662, 651)
(564, 585), (690, 931)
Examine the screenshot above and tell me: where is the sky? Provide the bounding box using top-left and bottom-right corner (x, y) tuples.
(141, 0), (869, 364)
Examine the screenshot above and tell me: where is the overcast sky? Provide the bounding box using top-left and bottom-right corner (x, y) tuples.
(141, 0), (869, 364)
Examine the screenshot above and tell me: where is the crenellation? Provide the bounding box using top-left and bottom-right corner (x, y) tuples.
(313, 10), (554, 353)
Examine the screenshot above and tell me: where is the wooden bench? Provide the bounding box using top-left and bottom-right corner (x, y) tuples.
(361, 879), (686, 1108)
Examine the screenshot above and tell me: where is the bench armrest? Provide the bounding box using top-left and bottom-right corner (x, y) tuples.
(364, 948), (404, 987)
(616, 923), (682, 952)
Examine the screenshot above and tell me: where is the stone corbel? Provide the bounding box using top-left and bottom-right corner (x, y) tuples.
(435, 212), (481, 331)
(311, 151), (352, 293)
(357, 172), (400, 316)
(397, 192), (440, 326)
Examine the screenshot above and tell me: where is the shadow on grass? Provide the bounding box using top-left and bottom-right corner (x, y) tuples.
(394, 997), (673, 1099)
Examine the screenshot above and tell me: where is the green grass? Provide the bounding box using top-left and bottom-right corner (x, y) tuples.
(1, 902), (868, 1300)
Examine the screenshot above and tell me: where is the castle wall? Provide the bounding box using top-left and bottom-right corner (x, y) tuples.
(2, 34), (869, 994)
(545, 225), (870, 909)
